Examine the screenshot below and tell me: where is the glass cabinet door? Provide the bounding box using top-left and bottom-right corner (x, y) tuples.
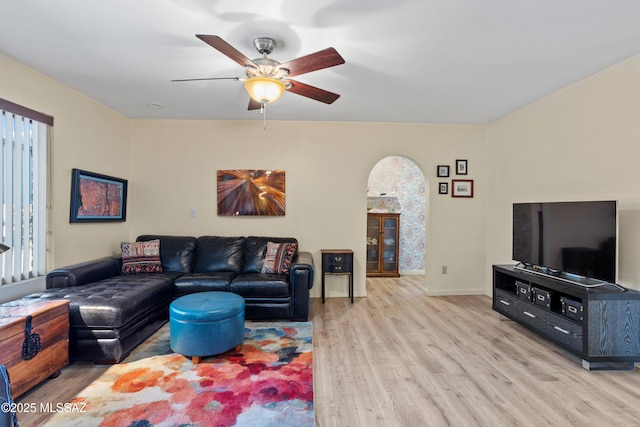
(382, 217), (397, 273)
(366, 216), (380, 273)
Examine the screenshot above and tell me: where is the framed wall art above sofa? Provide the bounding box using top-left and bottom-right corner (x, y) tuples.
(217, 169), (285, 216)
(69, 168), (128, 223)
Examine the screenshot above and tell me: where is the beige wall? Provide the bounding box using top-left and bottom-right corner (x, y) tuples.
(0, 53), (131, 269)
(1, 49), (488, 301)
(486, 53), (640, 292)
(9, 46), (639, 301)
(129, 120), (488, 298)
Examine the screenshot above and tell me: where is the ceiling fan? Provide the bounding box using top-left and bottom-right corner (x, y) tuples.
(172, 35), (345, 110)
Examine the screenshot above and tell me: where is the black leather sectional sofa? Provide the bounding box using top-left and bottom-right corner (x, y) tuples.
(18, 235), (314, 363)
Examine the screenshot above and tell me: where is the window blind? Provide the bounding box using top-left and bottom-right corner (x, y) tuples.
(1, 108), (48, 285)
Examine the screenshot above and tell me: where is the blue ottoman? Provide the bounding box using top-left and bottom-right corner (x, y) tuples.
(169, 292), (245, 364)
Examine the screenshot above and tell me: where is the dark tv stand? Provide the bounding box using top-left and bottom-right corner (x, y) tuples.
(493, 264), (640, 370)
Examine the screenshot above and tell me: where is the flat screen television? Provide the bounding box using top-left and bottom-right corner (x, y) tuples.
(512, 200), (617, 283)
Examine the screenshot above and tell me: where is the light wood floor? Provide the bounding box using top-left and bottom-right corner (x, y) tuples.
(311, 276), (640, 427)
(16, 276), (640, 426)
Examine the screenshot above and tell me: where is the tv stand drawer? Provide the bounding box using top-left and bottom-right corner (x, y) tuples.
(516, 303), (546, 332)
(546, 313), (583, 352)
(495, 289), (518, 318)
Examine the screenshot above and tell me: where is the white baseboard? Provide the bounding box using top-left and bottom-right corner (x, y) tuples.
(398, 270), (425, 275)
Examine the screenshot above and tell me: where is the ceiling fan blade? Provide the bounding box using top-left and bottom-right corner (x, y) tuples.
(171, 77), (240, 82)
(285, 80), (340, 104)
(248, 98), (262, 110)
(196, 35), (257, 68)
(279, 48), (345, 77)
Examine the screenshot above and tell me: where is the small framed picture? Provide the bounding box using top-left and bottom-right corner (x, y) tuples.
(456, 159), (468, 175)
(437, 165), (450, 177)
(438, 182), (449, 195)
(452, 180), (473, 198)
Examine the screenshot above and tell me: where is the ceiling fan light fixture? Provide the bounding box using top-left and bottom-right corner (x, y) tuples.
(244, 77), (286, 104)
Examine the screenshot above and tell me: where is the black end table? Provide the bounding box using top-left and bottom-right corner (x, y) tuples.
(321, 249), (354, 303)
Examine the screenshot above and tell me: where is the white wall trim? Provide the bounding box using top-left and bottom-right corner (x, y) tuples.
(0, 276), (46, 304)
(400, 269), (426, 275)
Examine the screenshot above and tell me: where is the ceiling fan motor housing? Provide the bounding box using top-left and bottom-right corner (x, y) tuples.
(254, 37), (277, 55)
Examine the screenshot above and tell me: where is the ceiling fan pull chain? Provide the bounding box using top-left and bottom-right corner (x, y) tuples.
(262, 101), (267, 130)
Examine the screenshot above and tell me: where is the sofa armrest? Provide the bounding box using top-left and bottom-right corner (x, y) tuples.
(290, 252), (315, 288)
(289, 251), (314, 321)
(46, 256), (121, 289)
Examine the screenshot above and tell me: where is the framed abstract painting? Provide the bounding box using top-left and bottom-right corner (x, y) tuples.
(217, 169), (286, 216)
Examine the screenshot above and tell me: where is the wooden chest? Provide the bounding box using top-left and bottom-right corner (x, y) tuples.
(0, 300), (70, 398)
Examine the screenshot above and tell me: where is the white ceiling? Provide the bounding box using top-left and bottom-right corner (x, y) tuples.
(2, 0), (640, 124)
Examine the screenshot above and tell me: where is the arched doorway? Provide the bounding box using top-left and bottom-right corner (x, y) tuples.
(367, 156), (426, 274)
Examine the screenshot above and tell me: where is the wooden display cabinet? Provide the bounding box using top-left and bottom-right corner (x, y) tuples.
(366, 213), (400, 277)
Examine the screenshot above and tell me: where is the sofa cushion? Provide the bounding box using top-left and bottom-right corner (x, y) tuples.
(23, 273), (175, 329)
(242, 236), (298, 273)
(173, 272), (236, 297)
(230, 273), (290, 298)
(121, 240), (162, 274)
(193, 236), (245, 273)
(261, 241), (297, 275)
(137, 235), (196, 273)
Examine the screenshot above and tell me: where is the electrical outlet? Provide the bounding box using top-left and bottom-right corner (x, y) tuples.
(442, 266), (448, 275)
(190, 208), (197, 218)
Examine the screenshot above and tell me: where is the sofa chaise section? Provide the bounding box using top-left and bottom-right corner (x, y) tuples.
(20, 256), (176, 363)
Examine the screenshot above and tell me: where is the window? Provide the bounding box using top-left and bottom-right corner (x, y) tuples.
(0, 98), (53, 286)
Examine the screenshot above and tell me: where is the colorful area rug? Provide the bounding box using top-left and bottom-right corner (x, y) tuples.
(41, 322), (313, 427)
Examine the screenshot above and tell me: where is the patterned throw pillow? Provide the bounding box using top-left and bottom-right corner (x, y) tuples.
(261, 241), (298, 275)
(121, 239), (162, 274)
